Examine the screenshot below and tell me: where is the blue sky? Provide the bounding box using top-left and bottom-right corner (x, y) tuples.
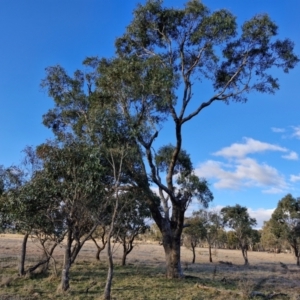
(1, 1), (300, 227)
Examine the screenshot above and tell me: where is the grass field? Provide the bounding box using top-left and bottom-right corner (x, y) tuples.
(0, 235), (300, 299)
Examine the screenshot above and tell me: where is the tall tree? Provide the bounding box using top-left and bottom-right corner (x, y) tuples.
(42, 0), (299, 278)
(111, 0), (298, 277)
(269, 194), (300, 265)
(221, 205), (257, 265)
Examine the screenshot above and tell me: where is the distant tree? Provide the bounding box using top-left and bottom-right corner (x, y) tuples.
(114, 191), (151, 266)
(215, 228), (228, 249)
(226, 231), (239, 250)
(183, 214), (205, 263)
(248, 229), (261, 251)
(185, 209), (222, 262)
(221, 205), (257, 265)
(269, 194), (300, 265)
(261, 220), (283, 252)
(147, 223), (163, 242)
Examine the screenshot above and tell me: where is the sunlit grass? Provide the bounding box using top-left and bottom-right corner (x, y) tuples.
(1, 242), (300, 299)
(0, 258), (250, 300)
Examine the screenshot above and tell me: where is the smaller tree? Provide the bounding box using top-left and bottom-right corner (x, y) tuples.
(91, 225), (108, 261)
(226, 231), (239, 249)
(114, 192), (150, 266)
(183, 214), (205, 263)
(269, 194), (300, 265)
(261, 220), (283, 252)
(193, 210), (222, 262)
(221, 205), (257, 265)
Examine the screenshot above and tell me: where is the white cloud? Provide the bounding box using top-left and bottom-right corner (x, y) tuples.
(271, 127), (285, 133)
(290, 174), (300, 182)
(248, 207), (275, 229)
(196, 157), (287, 192)
(262, 187), (285, 194)
(213, 137), (287, 158)
(282, 151), (298, 160)
(292, 126), (300, 139)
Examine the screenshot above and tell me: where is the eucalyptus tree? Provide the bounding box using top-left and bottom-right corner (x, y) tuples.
(114, 191), (151, 266)
(183, 213), (206, 263)
(1, 147), (62, 276)
(261, 220), (283, 252)
(101, 0), (298, 277)
(221, 205), (257, 265)
(193, 209), (222, 262)
(41, 0), (299, 278)
(269, 194), (300, 265)
(36, 140), (108, 291)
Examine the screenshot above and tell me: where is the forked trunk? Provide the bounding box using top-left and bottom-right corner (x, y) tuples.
(18, 232), (29, 276)
(91, 233), (107, 261)
(121, 238), (134, 266)
(61, 230), (72, 291)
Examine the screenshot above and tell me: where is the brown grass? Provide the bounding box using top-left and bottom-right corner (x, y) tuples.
(1, 235), (300, 299)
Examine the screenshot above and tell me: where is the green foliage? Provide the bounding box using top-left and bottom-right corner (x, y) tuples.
(269, 194), (300, 259)
(117, 0), (299, 104)
(221, 205), (257, 250)
(183, 214), (206, 248)
(193, 209), (222, 244)
(39, 0), (299, 277)
(155, 144), (193, 176)
(114, 190), (151, 245)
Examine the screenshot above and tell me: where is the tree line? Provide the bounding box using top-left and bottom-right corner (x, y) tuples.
(180, 195), (300, 267)
(0, 0), (299, 299)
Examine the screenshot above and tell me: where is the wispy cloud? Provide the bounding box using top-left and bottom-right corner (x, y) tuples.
(292, 126), (300, 139)
(282, 151), (298, 160)
(262, 187), (285, 194)
(271, 127), (285, 133)
(213, 137), (287, 158)
(290, 174), (300, 182)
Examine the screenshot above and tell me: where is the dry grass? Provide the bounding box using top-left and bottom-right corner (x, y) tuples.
(1, 235), (300, 299)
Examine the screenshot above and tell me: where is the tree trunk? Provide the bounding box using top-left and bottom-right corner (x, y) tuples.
(61, 230), (72, 291)
(294, 247), (300, 266)
(70, 242), (82, 264)
(241, 246), (249, 265)
(103, 237), (113, 300)
(162, 229), (183, 278)
(18, 232), (29, 276)
(91, 236), (107, 261)
(191, 245), (196, 264)
(121, 243), (127, 266)
(208, 244), (212, 263)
